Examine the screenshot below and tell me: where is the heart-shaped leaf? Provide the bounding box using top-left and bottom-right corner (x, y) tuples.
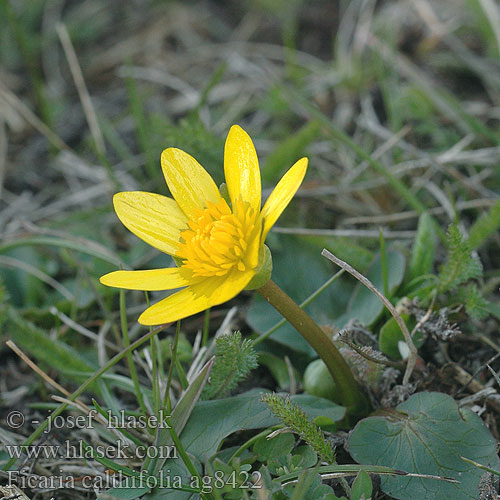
(254, 432), (295, 462)
(349, 392), (499, 500)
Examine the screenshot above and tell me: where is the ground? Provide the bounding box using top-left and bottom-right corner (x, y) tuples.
(1, 1), (500, 499)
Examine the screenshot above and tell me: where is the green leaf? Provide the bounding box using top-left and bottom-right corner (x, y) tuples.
(408, 212), (436, 282)
(379, 314), (424, 360)
(439, 224), (482, 293)
(0, 247), (46, 307)
(294, 445), (318, 468)
(254, 432), (295, 461)
(5, 307), (97, 387)
(179, 390), (344, 461)
(455, 284), (489, 320)
(201, 332), (258, 400)
(349, 392), (499, 500)
(287, 468), (319, 500)
(336, 250), (406, 328)
(304, 359), (337, 400)
(351, 470), (373, 500)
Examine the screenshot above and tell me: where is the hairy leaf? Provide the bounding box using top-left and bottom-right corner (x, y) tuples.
(439, 224), (482, 292)
(201, 332), (258, 400)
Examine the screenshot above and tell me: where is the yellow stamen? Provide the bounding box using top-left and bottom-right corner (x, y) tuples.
(176, 199), (258, 277)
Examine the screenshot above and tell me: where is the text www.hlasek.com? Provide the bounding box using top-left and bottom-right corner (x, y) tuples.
(5, 440), (177, 460)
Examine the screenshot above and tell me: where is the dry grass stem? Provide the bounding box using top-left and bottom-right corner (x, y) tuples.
(6, 341), (88, 410)
(0, 255), (74, 300)
(0, 84), (71, 151)
(321, 249), (417, 384)
(56, 23), (106, 155)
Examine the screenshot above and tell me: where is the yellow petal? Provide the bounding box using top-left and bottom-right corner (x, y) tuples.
(261, 157), (308, 241)
(161, 148), (221, 216)
(224, 125), (261, 211)
(113, 191), (187, 255)
(100, 267), (197, 291)
(138, 268), (255, 325)
(244, 215), (263, 270)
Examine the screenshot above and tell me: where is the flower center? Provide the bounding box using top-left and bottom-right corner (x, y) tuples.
(176, 199), (258, 277)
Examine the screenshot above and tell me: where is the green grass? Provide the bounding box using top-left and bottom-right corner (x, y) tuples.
(1, 1), (500, 499)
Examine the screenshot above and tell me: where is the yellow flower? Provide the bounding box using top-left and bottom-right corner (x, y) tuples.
(100, 125), (307, 325)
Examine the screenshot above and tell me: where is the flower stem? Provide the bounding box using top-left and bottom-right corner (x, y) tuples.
(253, 269), (345, 346)
(257, 280), (369, 419)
